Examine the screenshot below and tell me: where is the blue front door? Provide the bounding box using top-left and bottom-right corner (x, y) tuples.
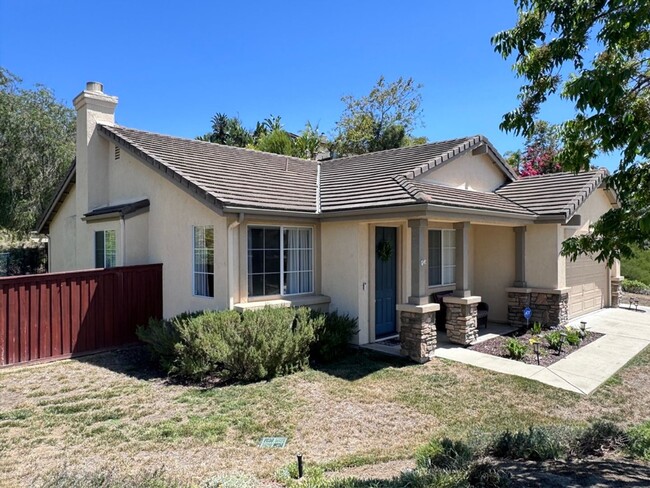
(375, 227), (397, 338)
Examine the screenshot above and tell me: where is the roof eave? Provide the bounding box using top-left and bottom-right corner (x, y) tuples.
(36, 160), (76, 234)
(98, 125), (225, 216)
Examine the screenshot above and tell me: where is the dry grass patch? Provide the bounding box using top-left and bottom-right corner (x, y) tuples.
(0, 345), (648, 486)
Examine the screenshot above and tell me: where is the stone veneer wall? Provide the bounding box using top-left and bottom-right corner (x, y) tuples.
(399, 311), (436, 363)
(611, 278), (623, 308)
(508, 289), (569, 328)
(445, 302), (478, 345)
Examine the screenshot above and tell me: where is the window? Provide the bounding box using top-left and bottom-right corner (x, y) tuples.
(193, 226), (214, 297)
(95, 230), (117, 268)
(248, 226), (313, 297)
(428, 229), (456, 286)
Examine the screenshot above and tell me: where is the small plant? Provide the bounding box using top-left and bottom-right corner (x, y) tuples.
(491, 426), (569, 461)
(504, 338), (528, 360)
(311, 311), (359, 363)
(416, 437), (475, 471)
(564, 326), (582, 346)
(531, 322), (543, 335)
(467, 461), (512, 488)
(545, 330), (564, 351)
(574, 420), (628, 457)
(627, 420), (650, 460)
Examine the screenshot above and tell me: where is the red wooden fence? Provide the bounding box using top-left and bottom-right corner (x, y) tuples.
(0, 264), (162, 367)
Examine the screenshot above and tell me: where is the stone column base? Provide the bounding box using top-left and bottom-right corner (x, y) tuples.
(443, 296), (480, 345)
(396, 303), (439, 363)
(506, 287), (569, 328)
(611, 277), (623, 308)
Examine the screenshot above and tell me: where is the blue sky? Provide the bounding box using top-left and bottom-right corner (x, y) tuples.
(0, 0), (616, 170)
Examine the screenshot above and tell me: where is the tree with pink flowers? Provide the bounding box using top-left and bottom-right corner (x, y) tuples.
(505, 121), (563, 177)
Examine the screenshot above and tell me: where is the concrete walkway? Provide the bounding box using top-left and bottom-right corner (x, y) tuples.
(435, 307), (650, 394)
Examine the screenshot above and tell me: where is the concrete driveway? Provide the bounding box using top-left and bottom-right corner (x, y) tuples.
(435, 306), (650, 394)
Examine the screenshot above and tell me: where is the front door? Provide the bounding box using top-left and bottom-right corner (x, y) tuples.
(375, 227), (397, 338)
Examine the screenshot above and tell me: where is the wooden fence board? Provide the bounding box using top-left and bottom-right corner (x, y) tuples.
(0, 264), (162, 367)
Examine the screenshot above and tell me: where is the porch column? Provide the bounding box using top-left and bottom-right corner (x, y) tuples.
(408, 218), (429, 305)
(453, 222), (470, 297)
(513, 226), (527, 287)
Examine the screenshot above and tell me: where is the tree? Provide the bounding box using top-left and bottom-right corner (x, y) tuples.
(0, 68), (75, 234)
(492, 0), (650, 264)
(333, 76), (425, 155)
(505, 121), (563, 176)
(293, 122), (323, 160)
(196, 113), (251, 147)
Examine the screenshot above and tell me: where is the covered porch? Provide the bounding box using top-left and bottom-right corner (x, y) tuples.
(382, 218), (540, 363)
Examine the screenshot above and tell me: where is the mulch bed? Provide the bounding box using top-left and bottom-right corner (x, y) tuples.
(469, 328), (604, 367)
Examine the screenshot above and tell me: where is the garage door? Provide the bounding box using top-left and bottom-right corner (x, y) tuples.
(566, 254), (608, 319)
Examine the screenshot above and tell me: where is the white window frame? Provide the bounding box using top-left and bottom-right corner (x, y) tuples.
(247, 225), (314, 298)
(428, 229), (456, 287)
(192, 225), (215, 298)
(95, 230), (117, 269)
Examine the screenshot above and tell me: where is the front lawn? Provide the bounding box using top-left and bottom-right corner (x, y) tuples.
(0, 345), (649, 486)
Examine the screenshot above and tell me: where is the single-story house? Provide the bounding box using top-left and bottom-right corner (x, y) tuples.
(37, 82), (623, 362)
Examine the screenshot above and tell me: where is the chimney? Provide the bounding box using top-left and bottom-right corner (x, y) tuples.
(73, 81), (118, 216)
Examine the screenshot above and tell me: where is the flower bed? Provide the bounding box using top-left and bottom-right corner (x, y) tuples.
(470, 327), (604, 367)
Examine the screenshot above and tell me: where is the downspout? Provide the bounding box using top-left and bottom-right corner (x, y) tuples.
(316, 162), (322, 214)
(227, 212), (244, 309)
(120, 216), (126, 267)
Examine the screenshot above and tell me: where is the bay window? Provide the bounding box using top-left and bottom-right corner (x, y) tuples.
(248, 226), (313, 297)
(428, 229), (456, 286)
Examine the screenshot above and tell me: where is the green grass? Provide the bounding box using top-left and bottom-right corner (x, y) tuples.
(621, 247), (650, 285)
(0, 346), (649, 486)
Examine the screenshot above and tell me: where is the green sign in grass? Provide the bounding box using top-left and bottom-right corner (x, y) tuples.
(259, 437), (287, 448)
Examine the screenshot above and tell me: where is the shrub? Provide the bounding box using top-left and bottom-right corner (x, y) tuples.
(416, 438), (475, 471)
(221, 307), (321, 381)
(137, 315), (184, 371)
(311, 311), (358, 363)
(467, 461), (511, 488)
(545, 331), (564, 351)
(490, 427), (568, 461)
(172, 310), (241, 380)
(137, 307), (324, 382)
(627, 420), (650, 460)
(504, 338), (527, 360)
(564, 327), (581, 347)
(574, 420), (628, 457)
(622, 278), (650, 294)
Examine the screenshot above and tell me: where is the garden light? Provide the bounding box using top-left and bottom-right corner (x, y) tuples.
(559, 332), (567, 355)
(580, 321), (587, 332)
(533, 341), (540, 365)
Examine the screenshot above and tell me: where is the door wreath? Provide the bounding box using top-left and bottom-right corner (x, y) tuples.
(377, 239), (393, 262)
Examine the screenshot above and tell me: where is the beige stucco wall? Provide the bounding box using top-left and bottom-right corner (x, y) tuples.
(418, 153), (508, 192)
(124, 211), (149, 266)
(49, 185), (78, 272)
(565, 188), (613, 238)
(525, 224), (563, 289)
(321, 221), (370, 344)
(473, 225), (514, 322)
(108, 150), (230, 317)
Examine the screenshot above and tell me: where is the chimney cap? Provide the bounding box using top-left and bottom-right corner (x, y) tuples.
(86, 81), (103, 93)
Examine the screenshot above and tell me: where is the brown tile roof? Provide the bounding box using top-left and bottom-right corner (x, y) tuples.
(99, 125), (319, 212)
(319, 135), (518, 211)
(495, 169), (607, 219)
(410, 182), (535, 216)
(37, 126), (612, 231)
